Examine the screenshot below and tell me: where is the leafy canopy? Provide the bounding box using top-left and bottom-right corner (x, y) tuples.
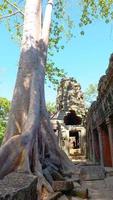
(1, 0), (113, 86)
(79, 0), (113, 34)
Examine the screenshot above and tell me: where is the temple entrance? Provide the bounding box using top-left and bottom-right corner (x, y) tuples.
(69, 130), (81, 156)
(100, 123), (112, 167)
(69, 130), (80, 149)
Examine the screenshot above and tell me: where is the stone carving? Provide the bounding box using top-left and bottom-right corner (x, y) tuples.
(56, 78), (86, 119)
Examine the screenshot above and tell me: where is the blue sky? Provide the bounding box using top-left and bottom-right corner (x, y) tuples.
(0, 16), (113, 102)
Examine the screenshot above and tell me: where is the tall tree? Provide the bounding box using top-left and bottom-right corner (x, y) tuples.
(0, 0), (75, 194)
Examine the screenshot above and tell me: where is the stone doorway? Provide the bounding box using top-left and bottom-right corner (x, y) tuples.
(69, 130), (81, 156)
(100, 123), (112, 167)
(93, 128), (100, 164)
(69, 130), (80, 149)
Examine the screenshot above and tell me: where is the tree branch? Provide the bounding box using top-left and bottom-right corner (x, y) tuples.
(42, 0), (54, 47)
(5, 0), (24, 16)
(0, 11), (19, 20)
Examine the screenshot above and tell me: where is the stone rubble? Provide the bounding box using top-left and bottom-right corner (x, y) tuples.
(0, 172), (37, 200)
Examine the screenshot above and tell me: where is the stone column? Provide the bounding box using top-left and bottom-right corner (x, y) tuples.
(96, 126), (104, 166)
(106, 118), (113, 167)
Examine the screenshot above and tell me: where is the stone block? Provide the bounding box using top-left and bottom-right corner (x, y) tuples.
(52, 181), (74, 192)
(0, 172), (37, 200)
(81, 180), (105, 190)
(80, 165), (106, 181)
(105, 167), (113, 177)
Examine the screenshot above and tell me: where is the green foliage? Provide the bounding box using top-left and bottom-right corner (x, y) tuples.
(79, 0), (113, 31)
(0, 0), (24, 41)
(45, 61), (66, 88)
(47, 0), (74, 87)
(84, 83), (98, 107)
(46, 101), (56, 115)
(1, 0), (113, 87)
(0, 97), (10, 144)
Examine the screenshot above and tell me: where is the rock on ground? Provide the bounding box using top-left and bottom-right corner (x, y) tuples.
(52, 181), (74, 192)
(0, 172), (37, 200)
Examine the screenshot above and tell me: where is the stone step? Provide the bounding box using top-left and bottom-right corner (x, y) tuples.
(105, 167), (113, 177)
(79, 165), (106, 181)
(52, 181), (74, 192)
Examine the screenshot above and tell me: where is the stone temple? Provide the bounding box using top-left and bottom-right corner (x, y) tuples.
(86, 54), (113, 167)
(51, 77), (87, 160)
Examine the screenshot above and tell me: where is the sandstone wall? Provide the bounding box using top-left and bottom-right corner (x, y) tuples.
(87, 54), (113, 167)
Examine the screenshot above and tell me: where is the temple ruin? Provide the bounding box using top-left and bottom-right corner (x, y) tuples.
(86, 54), (113, 167)
(51, 77), (87, 160)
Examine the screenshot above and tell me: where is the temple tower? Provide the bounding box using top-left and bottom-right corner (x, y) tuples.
(51, 77), (87, 160)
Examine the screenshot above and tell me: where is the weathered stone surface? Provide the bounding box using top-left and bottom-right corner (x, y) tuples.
(51, 77), (86, 160)
(81, 178), (113, 199)
(47, 192), (62, 200)
(81, 180), (106, 190)
(105, 176), (113, 189)
(87, 54), (113, 168)
(80, 165), (106, 180)
(105, 167), (113, 177)
(56, 78), (86, 118)
(52, 181), (74, 192)
(0, 172), (37, 200)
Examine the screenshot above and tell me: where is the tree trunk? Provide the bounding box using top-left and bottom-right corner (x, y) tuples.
(0, 0), (75, 196)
